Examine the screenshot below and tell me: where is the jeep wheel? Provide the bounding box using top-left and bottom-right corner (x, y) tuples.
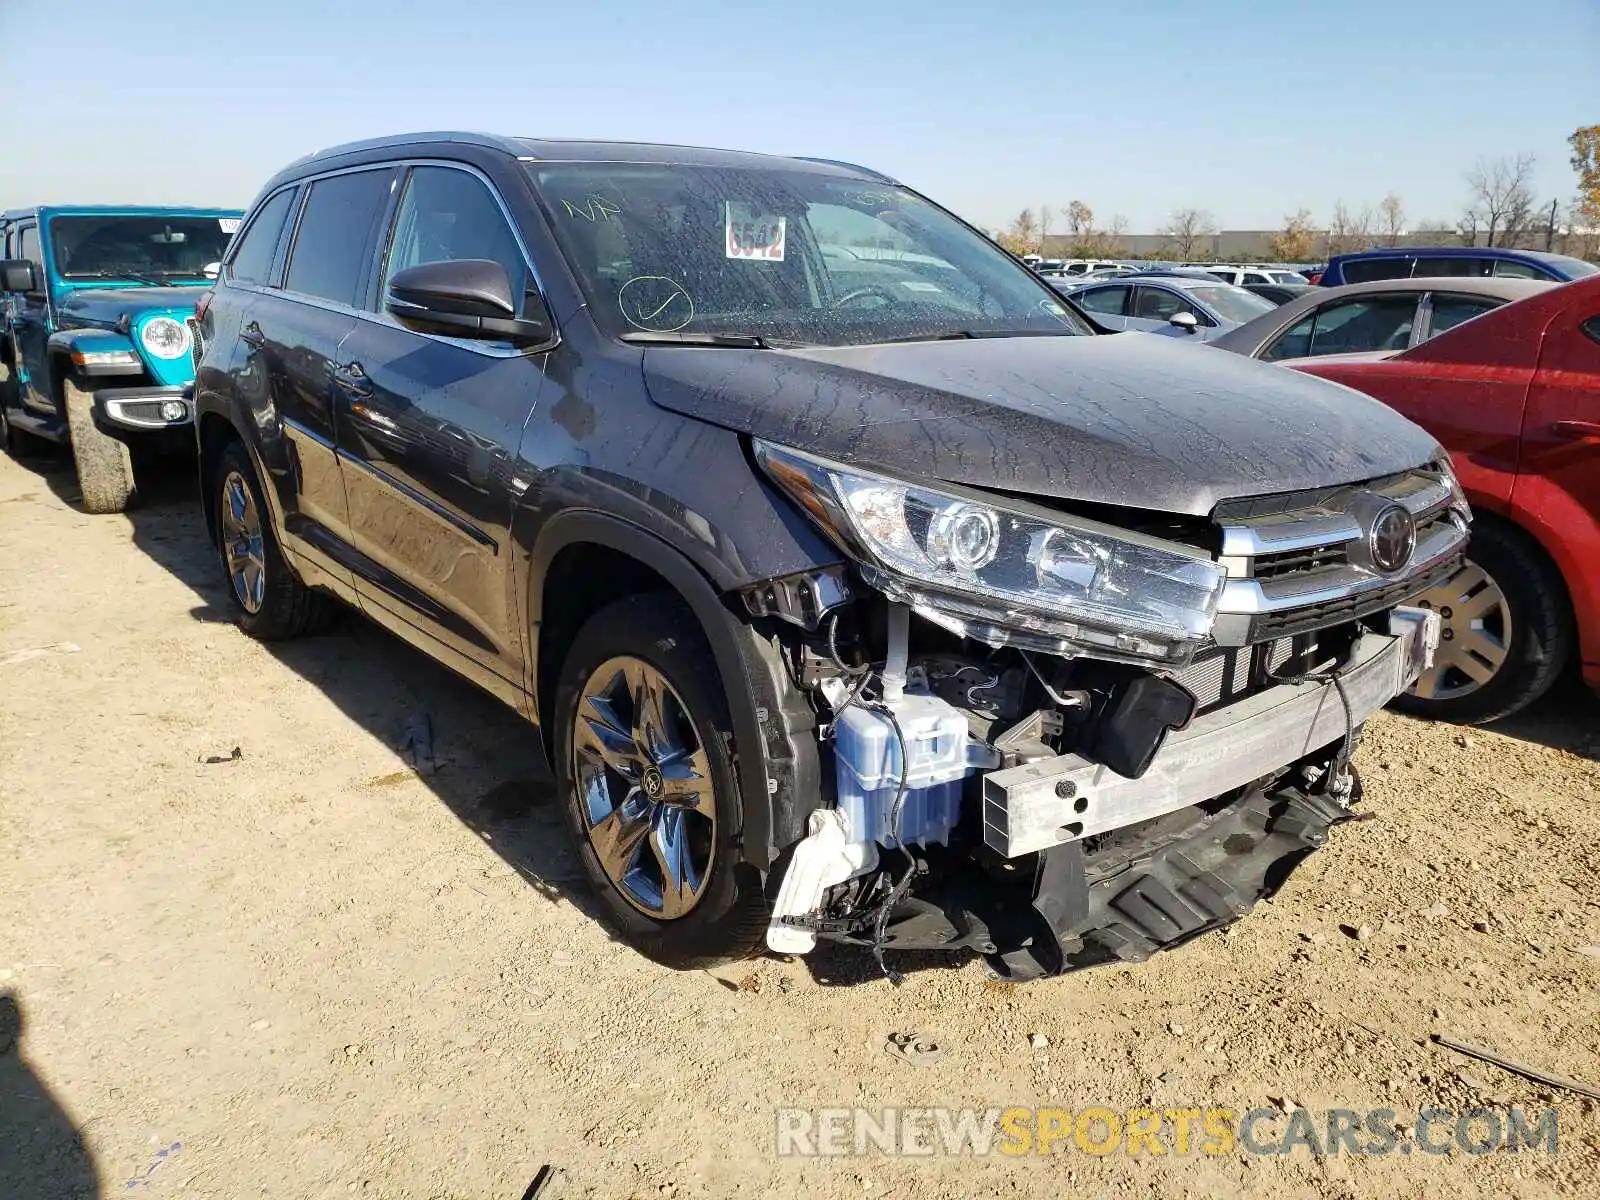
(214, 441), (330, 640)
(554, 592), (769, 968)
(1396, 520), (1574, 725)
(62, 375), (136, 513)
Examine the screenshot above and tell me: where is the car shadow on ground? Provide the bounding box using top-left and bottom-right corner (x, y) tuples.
(1486, 675), (1600, 761)
(10, 449), (616, 929)
(0, 993), (100, 1200)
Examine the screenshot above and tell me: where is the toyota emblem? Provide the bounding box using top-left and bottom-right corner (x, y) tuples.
(1369, 504), (1416, 574)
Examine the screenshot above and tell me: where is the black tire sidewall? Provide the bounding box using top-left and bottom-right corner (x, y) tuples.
(213, 441), (313, 640)
(552, 593), (767, 967)
(1395, 520), (1573, 724)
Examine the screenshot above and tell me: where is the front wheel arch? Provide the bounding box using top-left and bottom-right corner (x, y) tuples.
(528, 513), (822, 870)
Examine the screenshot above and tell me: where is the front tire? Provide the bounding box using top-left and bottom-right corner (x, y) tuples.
(213, 440), (329, 640)
(1396, 519), (1574, 725)
(553, 592), (770, 969)
(63, 375), (135, 512)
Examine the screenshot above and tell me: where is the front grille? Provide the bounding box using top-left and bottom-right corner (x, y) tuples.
(1210, 465), (1469, 647)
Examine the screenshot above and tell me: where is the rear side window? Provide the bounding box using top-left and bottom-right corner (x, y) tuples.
(1412, 256), (1492, 278)
(1427, 294), (1500, 337)
(1263, 294), (1418, 361)
(1581, 315), (1600, 346)
(1075, 285), (1128, 315)
(1340, 257), (1412, 283)
(228, 188), (297, 285)
(284, 169), (393, 306)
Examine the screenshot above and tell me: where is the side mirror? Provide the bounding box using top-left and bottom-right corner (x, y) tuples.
(0, 259), (40, 294)
(386, 259), (554, 346)
(1168, 311), (1200, 333)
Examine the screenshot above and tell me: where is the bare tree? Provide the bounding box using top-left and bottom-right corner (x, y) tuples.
(1379, 193), (1406, 245)
(1159, 208), (1218, 259)
(1324, 201), (1375, 255)
(995, 208), (1042, 256)
(1460, 154), (1537, 247)
(1038, 205), (1055, 247)
(1268, 209), (1318, 261)
(1065, 200), (1095, 236)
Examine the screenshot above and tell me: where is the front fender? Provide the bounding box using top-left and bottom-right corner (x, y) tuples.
(46, 328), (144, 377)
(525, 511), (823, 870)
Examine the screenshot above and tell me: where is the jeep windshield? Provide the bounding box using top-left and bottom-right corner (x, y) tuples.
(49, 214), (236, 282)
(529, 163), (1090, 346)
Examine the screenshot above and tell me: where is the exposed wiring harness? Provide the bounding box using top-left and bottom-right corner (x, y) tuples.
(1264, 657), (1357, 799)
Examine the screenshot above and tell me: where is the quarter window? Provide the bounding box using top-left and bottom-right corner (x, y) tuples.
(228, 188), (297, 286)
(381, 166), (531, 313)
(284, 169), (394, 307)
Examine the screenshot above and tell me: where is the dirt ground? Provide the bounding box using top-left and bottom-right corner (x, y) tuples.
(1, 444), (1597, 1200)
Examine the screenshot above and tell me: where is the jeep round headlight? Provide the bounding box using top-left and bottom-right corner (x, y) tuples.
(140, 316), (191, 360)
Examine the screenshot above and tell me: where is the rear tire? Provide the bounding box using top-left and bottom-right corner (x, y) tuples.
(62, 375), (135, 513)
(1395, 519), (1574, 725)
(213, 440), (330, 640)
(553, 592), (770, 969)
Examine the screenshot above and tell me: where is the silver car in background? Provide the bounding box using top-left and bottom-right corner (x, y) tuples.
(1062, 274), (1279, 340)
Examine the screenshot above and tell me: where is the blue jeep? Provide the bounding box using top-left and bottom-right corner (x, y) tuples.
(0, 205), (242, 511)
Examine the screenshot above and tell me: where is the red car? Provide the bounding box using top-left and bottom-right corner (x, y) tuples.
(1289, 275), (1600, 723)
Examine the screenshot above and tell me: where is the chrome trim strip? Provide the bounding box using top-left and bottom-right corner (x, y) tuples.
(1219, 512), (1362, 557)
(1217, 515), (1466, 615)
(335, 448), (499, 552)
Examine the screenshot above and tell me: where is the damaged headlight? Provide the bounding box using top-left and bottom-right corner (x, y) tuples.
(755, 441), (1227, 666)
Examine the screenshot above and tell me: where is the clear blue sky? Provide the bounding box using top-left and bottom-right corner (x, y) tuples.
(2, 0), (1595, 233)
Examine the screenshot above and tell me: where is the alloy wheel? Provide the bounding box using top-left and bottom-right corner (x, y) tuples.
(1409, 561), (1512, 701)
(572, 656), (717, 919)
(219, 470), (267, 614)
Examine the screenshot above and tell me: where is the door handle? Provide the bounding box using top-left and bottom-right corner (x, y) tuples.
(333, 360), (373, 399)
(240, 322), (265, 347)
(1552, 419), (1600, 441)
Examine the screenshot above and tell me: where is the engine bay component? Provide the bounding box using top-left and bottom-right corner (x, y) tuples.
(980, 619), (1431, 858)
(767, 809), (879, 954)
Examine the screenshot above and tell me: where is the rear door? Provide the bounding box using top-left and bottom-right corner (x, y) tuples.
(251, 166), (396, 567)
(333, 161), (548, 685)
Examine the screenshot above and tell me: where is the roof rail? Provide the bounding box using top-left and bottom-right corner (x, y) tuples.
(791, 156), (897, 183)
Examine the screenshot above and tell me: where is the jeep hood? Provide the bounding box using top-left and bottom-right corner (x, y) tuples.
(640, 333), (1441, 516)
(56, 286), (207, 329)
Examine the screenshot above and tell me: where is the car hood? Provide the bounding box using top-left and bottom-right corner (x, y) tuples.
(56, 286), (208, 328)
(641, 332), (1441, 516)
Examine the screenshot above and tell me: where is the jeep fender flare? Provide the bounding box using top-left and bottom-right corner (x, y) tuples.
(46, 329), (144, 378)
(526, 511), (822, 871)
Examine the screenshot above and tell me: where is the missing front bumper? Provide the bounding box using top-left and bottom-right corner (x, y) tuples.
(981, 609), (1439, 858)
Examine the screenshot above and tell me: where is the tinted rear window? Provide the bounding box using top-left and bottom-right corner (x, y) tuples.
(1339, 257), (1413, 283)
(284, 170), (393, 307)
(1413, 256), (1493, 278)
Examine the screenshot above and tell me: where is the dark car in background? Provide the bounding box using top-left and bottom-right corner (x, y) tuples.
(1241, 282), (1315, 306)
(1208, 277), (1553, 361)
(192, 131), (1453, 981)
(1, 205), (241, 510)
(1319, 246), (1597, 288)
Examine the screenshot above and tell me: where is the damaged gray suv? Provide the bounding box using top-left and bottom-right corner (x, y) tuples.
(193, 133), (1460, 980)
